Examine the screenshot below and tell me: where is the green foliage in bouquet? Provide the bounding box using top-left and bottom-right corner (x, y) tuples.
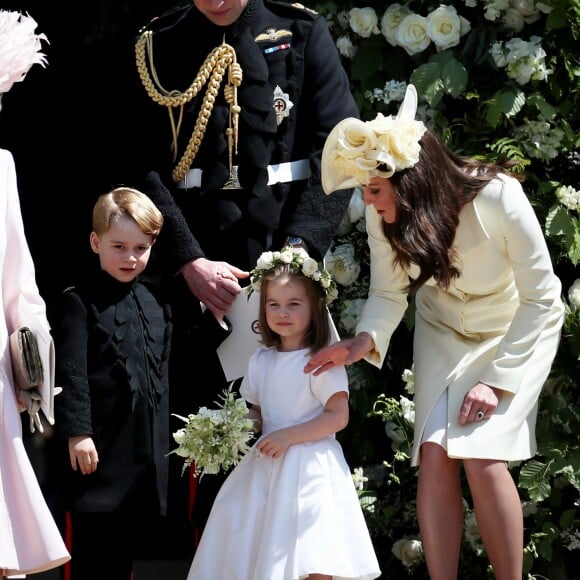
(170, 385), (255, 479)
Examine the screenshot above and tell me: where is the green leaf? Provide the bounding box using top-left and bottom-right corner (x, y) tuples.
(441, 57), (468, 97)
(527, 92), (558, 121)
(410, 62), (444, 106)
(568, 222), (580, 266)
(484, 89), (526, 126)
(545, 205), (574, 240)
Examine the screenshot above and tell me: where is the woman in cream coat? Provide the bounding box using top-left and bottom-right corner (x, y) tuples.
(0, 10), (70, 578)
(305, 85), (564, 580)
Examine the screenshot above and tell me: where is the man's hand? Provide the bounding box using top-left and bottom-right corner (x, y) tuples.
(180, 258), (249, 319)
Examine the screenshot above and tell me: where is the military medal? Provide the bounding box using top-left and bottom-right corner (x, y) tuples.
(273, 85), (293, 126)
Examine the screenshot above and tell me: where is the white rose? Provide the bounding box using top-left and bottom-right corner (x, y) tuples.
(326, 243), (361, 286)
(396, 13), (431, 55)
(568, 279), (580, 310)
(336, 35), (357, 58)
(380, 4), (412, 47)
(301, 257), (319, 277)
(326, 284), (339, 303)
(400, 396), (415, 425)
(502, 8), (525, 32)
(401, 367), (415, 394)
(512, 0), (539, 18)
(256, 251), (274, 270)
(392, 538), (424, 567)
(349, 7), (379, 38)
(339, 298), (366, 334)
(426, 5), (463, 51)
(292, 247), (309, 261)
(173, 429), (186, 445)
(279, 249), (294, 263)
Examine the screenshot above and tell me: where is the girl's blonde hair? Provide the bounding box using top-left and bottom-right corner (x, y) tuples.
(92, 187), (163, 238)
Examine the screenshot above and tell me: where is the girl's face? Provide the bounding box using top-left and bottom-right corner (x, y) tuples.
(90, 215), (154, 283)
(193, 0), (249, 26)
(265, 275), (312, 351)
(362, 176), (397, 223)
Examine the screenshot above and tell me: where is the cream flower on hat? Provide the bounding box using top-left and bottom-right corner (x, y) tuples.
(0, 10), (48, 96)
(322, 84), (427, 194)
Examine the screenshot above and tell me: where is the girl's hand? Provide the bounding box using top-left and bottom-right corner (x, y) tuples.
(69, 435), (99, 475)
(458, 382), (501, 425)
(256, 429), (291, 459)
(304, 332), (375, 376)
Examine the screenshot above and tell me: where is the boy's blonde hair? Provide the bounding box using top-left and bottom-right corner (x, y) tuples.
(92, 187), (163, 238)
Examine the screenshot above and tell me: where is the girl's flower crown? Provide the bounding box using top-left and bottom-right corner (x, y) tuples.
(321, 84), (427, 194)
(246, 248), (338, 304)
(0, 10), (48, 96)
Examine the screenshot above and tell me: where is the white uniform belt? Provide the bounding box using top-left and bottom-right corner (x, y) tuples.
(176, 159), (311, 190)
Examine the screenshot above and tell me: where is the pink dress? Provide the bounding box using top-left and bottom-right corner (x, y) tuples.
(0, 149), (70, 576)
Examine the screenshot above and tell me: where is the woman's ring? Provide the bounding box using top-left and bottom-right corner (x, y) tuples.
(475, 410), (485, 421)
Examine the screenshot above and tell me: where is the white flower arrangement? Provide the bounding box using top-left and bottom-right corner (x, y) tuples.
(325, 242), (361, 287)
(246, 248), (338, 304)
(392, 537), (424, 567)
(568, 279), (580, 311)
(556, 185), (580, 212)
(348, 7), (380, 38)
(171, 386), (255, 478)
(0, 10), (48, 96)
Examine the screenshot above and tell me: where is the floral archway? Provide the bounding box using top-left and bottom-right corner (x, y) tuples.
(316, 1), (580, 577)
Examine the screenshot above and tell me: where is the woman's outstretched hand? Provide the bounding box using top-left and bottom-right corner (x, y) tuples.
(304, 332), (375, 376)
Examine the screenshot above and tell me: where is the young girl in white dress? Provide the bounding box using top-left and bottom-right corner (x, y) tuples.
(187, 249), (381, 580)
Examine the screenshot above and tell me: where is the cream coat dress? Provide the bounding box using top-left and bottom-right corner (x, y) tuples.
(356, 174), (564, 466)
(0, 150), (70, 576)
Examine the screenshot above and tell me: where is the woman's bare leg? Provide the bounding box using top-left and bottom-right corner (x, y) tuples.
(417, 442), (464, 580)
(464, 459), (523, 580)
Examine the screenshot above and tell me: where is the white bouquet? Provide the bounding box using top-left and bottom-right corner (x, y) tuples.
(171, 386), (255, 478)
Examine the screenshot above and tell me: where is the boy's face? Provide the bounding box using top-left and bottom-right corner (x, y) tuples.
(89, 215), (154, 283)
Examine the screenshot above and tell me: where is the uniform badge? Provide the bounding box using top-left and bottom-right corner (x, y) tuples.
(273, 85), (293, 126)
(291, 3), (318, 15)
(255, 28), (293, 43)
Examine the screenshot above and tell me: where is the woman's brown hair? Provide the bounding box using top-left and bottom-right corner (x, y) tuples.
(384, 129), (523, 294)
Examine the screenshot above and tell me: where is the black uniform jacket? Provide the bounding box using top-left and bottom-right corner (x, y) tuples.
(52, 270), (172, 514)
(130, 0), (359, 272)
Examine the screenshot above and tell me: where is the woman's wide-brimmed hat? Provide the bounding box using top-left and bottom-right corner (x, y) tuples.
(321, 84), (427, 194)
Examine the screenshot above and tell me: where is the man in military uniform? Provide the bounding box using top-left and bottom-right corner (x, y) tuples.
(126, 0), (359, 550)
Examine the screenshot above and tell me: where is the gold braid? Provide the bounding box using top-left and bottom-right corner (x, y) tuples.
(135, 30), (242, 183)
